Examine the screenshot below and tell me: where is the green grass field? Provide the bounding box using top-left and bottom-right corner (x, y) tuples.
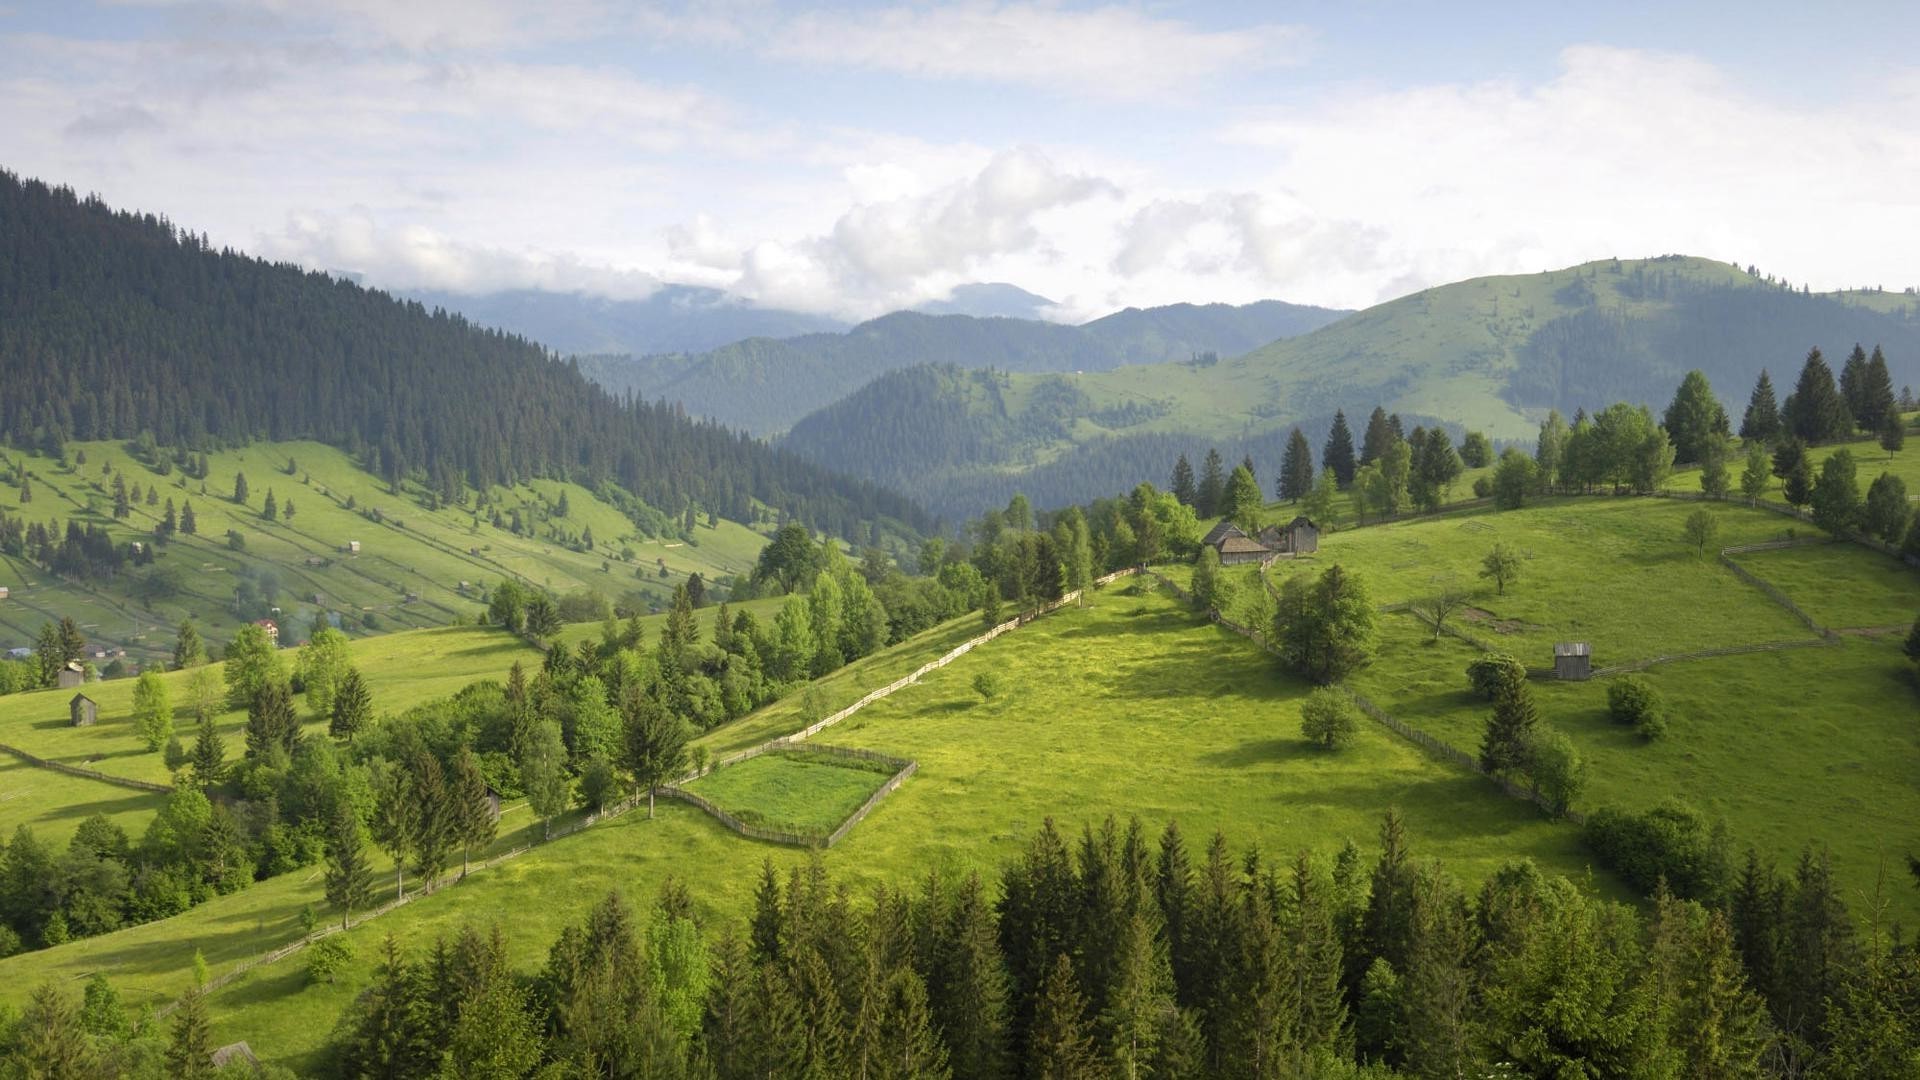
(0, 755), (168, 849)
(1730, 542), (1920, 630)
(0, 438), (774, 667)
(682, 751), (894, 836)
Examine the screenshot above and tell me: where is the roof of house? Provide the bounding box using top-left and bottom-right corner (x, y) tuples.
(70, 693), (93, 705)
(210, 1041), (259, 1067)
(1553, 642), (1591, 657)
(1218, 536), (1271, 555)
(1201, 520), (1246, 546)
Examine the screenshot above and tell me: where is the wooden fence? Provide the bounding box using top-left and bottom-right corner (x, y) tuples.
(0, 742), (172, 794)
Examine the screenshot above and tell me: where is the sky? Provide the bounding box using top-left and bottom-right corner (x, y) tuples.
(4, 1), (1918, 322)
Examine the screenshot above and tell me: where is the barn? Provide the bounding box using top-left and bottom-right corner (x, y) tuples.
(1216, 535), (1272, 566)
(1553, 642), (1592, 680)
(1258, 516), (1320, 556)
(56, 661), (86, 690)
(1200, 520), (1246, 548)
(70, 693), (97, 727)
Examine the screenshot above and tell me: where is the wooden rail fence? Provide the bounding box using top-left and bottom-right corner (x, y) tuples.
(0, 742), (172, 794)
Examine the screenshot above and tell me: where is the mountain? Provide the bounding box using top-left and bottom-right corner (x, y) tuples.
(580, 299), (1350, 436)
(914, 282), (1057, 319)
(780, 256), (1920, 516)
(0, 171), (926, 547)
(404, 284), (846, 357)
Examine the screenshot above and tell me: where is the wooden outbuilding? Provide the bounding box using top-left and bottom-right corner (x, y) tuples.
(1216, 535), (1272, 566)
(0, 586), (10, 600)
(56, 661), (86, 690)
(1258, 516), (1320, 556)
(1553, 642), (1592, 680)
(70, 693), (97, 727)
(1201, 520), (1247, 548)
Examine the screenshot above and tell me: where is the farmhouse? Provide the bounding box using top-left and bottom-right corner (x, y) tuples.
(56, 661), (86, 690)
(70, 693), (97, 727)
(254, 618), (280, 645)
(1553, 642), (1592, 680)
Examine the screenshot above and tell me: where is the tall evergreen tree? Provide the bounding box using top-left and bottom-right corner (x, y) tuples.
(188, 711), (226, 788)
(1839, 343), (1871, 430)
(1809, 448), (1862, 535)
(1224, 465), (1264, 533)
(1195, 450), (1226, 519)
(1479, 677), (1538, 775)
(243, 681), (300, 763)
(931, 872), (1011, 1080)
(1786, 347), (1852, 443)
(12, 982), (97, 1078)
(172, 619), (207, 669)
(1663, 369), (1729, 464)
(1322, 411), (1357, 488)
(1360, 406), (1393, 467)
(1169, 455), (1196, 508)
(1279, 428), (1315, 503)
(1028, 953), (1101, 1080)
(165, 986), (214, 1080)
(232, 471), (248, 504)
(1861, 344), (1899, 435)
(329, 667), (372, 743)
(323, 801), (376, 931)
(179, 499), (197, 534)
(449, 747), (497, 878)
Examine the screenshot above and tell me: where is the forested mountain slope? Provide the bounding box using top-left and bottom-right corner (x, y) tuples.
(0, 171), (923, 542)
(784, 256), (1920, 514)
(578, 298), (1348, 435)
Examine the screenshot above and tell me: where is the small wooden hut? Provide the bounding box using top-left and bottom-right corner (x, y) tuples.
(1257, 516), (1320, 556)
(56, 661), (86, 690)
(70, 693), (97, 727)
(1216, 535), (1272, 566)
(1553, 642), (1592, 680)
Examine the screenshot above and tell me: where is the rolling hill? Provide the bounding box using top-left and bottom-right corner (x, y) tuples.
(782, 256), (1920, 515)
(576, 298), (1349, 436)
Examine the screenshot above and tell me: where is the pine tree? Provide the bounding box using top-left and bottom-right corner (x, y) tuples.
(1479, 677), (1539, 775)
(162, 985), (215, 1079)
(1195, 449), (1226, 519)
(1809, 448), (1862, 535)
(1169, 454), (1196, 507)
(1840, 343), (1871, 430)
(931, 872), (1010, 1080)
(1224, 465), (1264, 533)
(232, 471), (248, 504)
(449, 746), (496, 878)
(743, 964), (808, 1078)
(1278, 428), (1315, 503)
(1787, 347), (1851, 443)
(371, 761), (417, 899)
(13, 982), (98, 1078)
(323, 801), (376, 931)
(329, 666), (372, 742)
(1288, 849), (1348, 1055)
(1881, 408), (1907, 455)
(1781, 846), (1859, 1044)
(1664, 369), (1728, 465)
(1360, 406), (1393, 466)
(262, 488), (277, 520)
(112, 472), (130, 518)
(189, 711), (226, 788)
(1314, 411), (1355, 490)
(1784, 454), (1814, 509)
(180, 499), (197, 534)
(407, 750), (455, 892)
(1028, 954), (1101, 1080)
(244, 681), (299, 763)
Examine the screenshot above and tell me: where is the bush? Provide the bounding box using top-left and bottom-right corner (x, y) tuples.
(1465, 653), (1525, 700)
(1634, 708), (1668, 741)
(1298, 687), (1360, 750)
(972, 672), (1003, 702)
(1472, 476), (1493, 498)
(1580, 800), (1728, 902)
(579, 757), (621, 811)
(306, 936), (353, 985)
(1606, 676), (1661, 730)
(1524, 726), (1585, 816)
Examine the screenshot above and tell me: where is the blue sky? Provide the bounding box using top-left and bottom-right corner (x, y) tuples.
(3, 1), (1916, 319)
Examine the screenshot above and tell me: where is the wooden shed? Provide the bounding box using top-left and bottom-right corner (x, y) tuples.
(1553, 642), (1592, 680)
(56, 661), (86, 690)
(1216, 535), (1272, 566)
(70, 693), (97, 727)
(0, 586), (10, 600)
(1258, 516), (1320, 556)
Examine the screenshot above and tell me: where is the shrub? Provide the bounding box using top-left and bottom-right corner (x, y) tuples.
(1634, 708), (1668, 741)
(306, 936), (353, 986)
(579, 757), (620, 811)
(1606, 676), (1661, 729)
(972, 672), (1004, 702)
(1580, 800), (1728, 903)
(1298, 687), (1359, 750)
(1524, 726), (1585, 817)
(1472, 476), (1493, 499)
(1465, 653), (1526, 700)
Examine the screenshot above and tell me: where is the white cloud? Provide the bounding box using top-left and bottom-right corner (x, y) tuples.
(770, 3), (1310, 100)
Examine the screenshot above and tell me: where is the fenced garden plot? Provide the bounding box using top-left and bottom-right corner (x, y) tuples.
(675, 749), (907, 845)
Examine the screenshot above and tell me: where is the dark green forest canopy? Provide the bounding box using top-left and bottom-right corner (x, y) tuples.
(0, 171), (927, 542)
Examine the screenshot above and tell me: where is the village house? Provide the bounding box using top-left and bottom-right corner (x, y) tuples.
(254, 618), (280, 645)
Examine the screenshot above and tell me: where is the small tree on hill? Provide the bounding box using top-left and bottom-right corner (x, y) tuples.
(623, 691), (691, 819)
(1466, 654), (1526, 700)
(1299, 687), (1360, 750)
(1479, 543), (1521, 596)
(1740, 443), (1771, 505)
(1417, 578), (1470, 643)
(172, 620), (207, 670)
(1864, 473), (1909, 544)
(1279, 428), (1315, 503)
(1809, 449), (1861, 535)
(1880, 409), (1907, 456)
(1525, 726), (1586, 817)
(1783, 455), (1814, 509)
(1460, 431), (1493, 469)
(1698, 435), (1730, 499)
(189, 712), (226, 789)
(1273, 564), (1376, 684)
(1607, 676), (1666, 739)
(972, 671), (1003, 702)
(1479, 678), (1538, 775)
(449, 746), (496, 878)
(1492, 447), (1537, 510)
(323, 801), (375, 931)
(1683, 508), (1720, 558)
(521, 717), (571, 839)
(232, 471), (249, 504)
(132, 669), (173, 752)
(329, 667), (372, 743)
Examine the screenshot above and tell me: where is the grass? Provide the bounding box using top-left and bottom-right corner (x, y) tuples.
(0, 755), (168, 849)
(682, 751), (894, 836)
(1731, 542), (1920, 631)
(0, 438), (773, 667)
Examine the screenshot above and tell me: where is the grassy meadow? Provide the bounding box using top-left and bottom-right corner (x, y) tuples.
(683, 751), (895, 836)
(0, 438), (772, 666)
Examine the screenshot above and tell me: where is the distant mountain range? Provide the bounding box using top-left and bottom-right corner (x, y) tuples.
(406, 284), (847, 357)
(776, 256), (1920, 518)
(913, 282), (1058, 319)
(575, 298), (1351, 436)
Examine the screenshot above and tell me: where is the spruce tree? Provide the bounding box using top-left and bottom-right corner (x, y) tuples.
(1028, 954), (1101, 1080)
(1864, 473), (1909, 543)
(1839, 343), (1871, 430)
(1881, 409), (1907, 455)
(1322, 411), (1357, 488)
(1787, 347), (1851, 443)
(165, 986), (213, 1080)
(172, 619), (206, 670)
(189, 711), (226, 788)
(1360, 406), (1393, 466)
(180, 499), (196, 534)
(244, 681), (299, 763)
(623, 689), (691, 819)
(450, 746), (496, 877)
(931, 872), (1010, 1080)
(1861, 344), (1898, 435)
(1783, 455), (1813, 508)
(262, 488), (277, 520)
(13, 982), (97, 1078)
(1288, 849), (1348, 1055)
(329, 667), (372, 742)
(1479, 677), (1538, 775)
(371, 762), (417, 899)
(1169, 454), (1196, 507)
(232, 471), (248, 504)
(323, 801), (376, 930)
(1663, 369), (1727, 465)
(407, 751), (455, 893)
(1809, 448), (1862, 535)
(1195, 450), (1226, 519)
(1278, 428), (1315, 503)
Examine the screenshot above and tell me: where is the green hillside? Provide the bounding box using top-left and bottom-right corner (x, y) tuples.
(0, 438), (772, 666)
(783, 256), (1920, 516)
